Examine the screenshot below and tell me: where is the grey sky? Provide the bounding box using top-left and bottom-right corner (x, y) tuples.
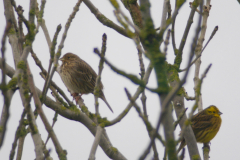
(0, 0), (240, 159)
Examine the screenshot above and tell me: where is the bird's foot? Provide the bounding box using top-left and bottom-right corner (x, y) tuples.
(71, 93), (78, 102)
(202, 143), (210, 151)
(71, 93), (84, 104)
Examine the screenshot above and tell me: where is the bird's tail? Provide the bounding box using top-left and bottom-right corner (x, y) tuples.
(100, 92), (114, 113)
(177, 139), (186, 153)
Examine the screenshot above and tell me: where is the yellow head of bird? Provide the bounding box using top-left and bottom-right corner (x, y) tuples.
(205, 105), (222, 118)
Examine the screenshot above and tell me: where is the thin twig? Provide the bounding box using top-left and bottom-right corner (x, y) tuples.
(9, 109), (27, 160)
(183, 88), (195, 101)
(203, 143), (210, 160)
(83, 0), (130, 38)
(179, 148), (185, 160)
(0, 20), (12, 147)
(93, 34), (107, 115)
(88, 126), (103, 160)
(27, 64), (66, 158)
(174, 3), (198, 69)
(110, 0), (140, 34)
(44, 110), (58, 146)
(194, 2), (212, 113)
(173, 108), (188, 130)
(179, 26), (218, 72)
(41, 24), (62, 103)
(163, 29), (171, 55)
(160, 0), (170, 29)
(135, 36), (148, 118)
(16, 136), (26, 160)
(40, 72), (70, 108)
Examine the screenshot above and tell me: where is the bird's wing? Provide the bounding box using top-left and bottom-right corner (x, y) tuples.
(191, 114), (213, 131)
(73, 60), (102, 89)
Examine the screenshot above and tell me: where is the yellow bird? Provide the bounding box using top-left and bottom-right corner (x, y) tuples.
(177, 105), (222, 153)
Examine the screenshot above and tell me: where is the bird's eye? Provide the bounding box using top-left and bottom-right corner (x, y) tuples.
(213, 111), (215, 113)
(68, 57), (70, 59)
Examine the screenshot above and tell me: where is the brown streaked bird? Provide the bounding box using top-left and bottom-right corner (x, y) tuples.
(177, 105), (222, 153)
(57, 53), (113, 113)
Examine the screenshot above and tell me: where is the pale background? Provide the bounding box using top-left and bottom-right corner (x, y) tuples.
(0, 0), (240, 159)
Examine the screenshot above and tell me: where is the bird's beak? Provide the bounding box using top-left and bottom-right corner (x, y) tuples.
(59, 57), (64, 61)
(218, 112), (223, 115)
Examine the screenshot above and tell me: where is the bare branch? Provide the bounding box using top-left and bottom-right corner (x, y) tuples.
(194, 3), (212, 112)
(9, 109), (26, 160)
(83, 0), (130, 38)
(163, 29), (171, 55)
(93, 33), (108, 115)
(173, 108), (188, 130)
(0, 20), (12, 147)
(41, 24), (62, 103)
(88, 126), (103, 160)
(27, 64), (66, 159)
(179, 26), (218, 72)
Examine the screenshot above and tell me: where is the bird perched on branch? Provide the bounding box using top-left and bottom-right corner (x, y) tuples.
(57, 53), (113, 113)
(177, 105), (222, 153)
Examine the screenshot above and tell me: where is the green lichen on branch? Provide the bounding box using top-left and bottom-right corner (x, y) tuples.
(174, 52), (182, 69)
(140, 18), (169, 94)
(50, 24), (62, 59)
(98, 116), (111, 127)
(17, 61), (27, 70)
(29, 9), (35, 16)
(129, 0), (137, 4)
(31, 125), (39, 135)
(17, 127), (27, 137)
(69, 105), (80, 114)
(166, 64), (185, 95)
(184, 119), (191, 126)
(166, 64), (179, 82)
(203, 146), (209, 152)
(37, 0), (46, 23)
(81, 105), (89, 114)
(7, 77), (18, 89)
(111, 147), (118, 153)
(121, 0), (143, 29)
(25, 23), (36, 46)
(59, 151), (67, 160)
(60, 105), (67, 111)
(167, 139), (177, 160)
(192, 154), (200, 160)
(8, 27), (16, 34)
(93, 87), (101, 97)
(109, 0), (119, 9)
(139, 2), (150, 12)
(176, 0), (186, 7)
(145, 120), (153, 132)
(191, 0), (200, 7)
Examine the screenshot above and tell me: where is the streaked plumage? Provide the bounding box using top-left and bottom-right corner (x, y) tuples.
(177, 105), (222, 153)
(57, 53), (113, 113)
